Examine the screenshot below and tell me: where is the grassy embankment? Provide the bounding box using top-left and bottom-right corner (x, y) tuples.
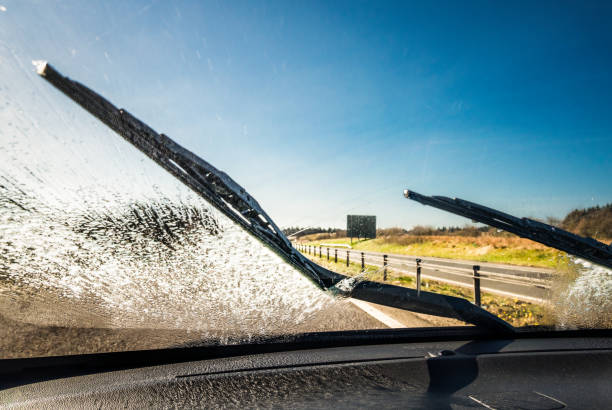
(301, 234), (568, 268)
(299, 249), (549, 328)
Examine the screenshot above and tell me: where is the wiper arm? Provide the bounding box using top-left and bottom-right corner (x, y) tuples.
(405, 189), (612, 270)
(37, 62), (514, 334)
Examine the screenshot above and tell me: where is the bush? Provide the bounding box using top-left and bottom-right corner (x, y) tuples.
(376, 227), (407, 237)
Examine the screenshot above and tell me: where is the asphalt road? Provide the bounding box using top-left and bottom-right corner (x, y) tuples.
(302, 245), (554, 303)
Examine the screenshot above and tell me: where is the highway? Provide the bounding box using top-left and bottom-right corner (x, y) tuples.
(298, 244), (555, 303)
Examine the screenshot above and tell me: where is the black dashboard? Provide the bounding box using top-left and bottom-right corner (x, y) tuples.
(2, 327), (611, 408)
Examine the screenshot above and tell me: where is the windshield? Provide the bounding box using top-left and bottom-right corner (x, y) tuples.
(1, 1), (611, 359)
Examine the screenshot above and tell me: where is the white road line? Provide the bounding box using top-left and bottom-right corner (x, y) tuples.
(348, 299), (406, 328)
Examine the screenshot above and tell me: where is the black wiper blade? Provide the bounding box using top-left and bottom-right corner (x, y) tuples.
(37, 62), (514, 333)
(405, 189), (612, 269)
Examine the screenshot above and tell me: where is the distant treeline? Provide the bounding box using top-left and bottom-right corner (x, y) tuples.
(379, 226), (496, 237)
(281, 225), (491, 239)
(561, 203), (612, 239)
(283, 203), (612, 240)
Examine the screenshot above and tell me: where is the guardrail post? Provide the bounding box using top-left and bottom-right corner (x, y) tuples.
(361, 252), (365, 272)
(416, 258), (422, 297)
(383, 254), (388, 281)
(327, 247), (330, 261)
(473, 265), (481, 307)
(319, 246), (322, 258)
(334, 248), (338, 263)
(346, 250), (350, 267)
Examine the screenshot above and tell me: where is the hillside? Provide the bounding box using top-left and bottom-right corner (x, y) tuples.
(561, 204), (612, 239)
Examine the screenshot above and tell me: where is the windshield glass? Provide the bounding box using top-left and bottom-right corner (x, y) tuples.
(1, 1), (611, 359)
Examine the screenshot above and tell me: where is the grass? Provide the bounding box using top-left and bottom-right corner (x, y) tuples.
(300, 249), (549, 328)
(301, 235), (566, 269)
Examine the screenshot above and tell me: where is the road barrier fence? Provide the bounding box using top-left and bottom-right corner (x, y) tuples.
(294, 243), (551, 306)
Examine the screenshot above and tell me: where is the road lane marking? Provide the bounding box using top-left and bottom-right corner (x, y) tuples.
(348, 299), (406, 328)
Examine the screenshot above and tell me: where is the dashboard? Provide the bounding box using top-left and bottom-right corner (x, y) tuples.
(2, 328), (611, 408)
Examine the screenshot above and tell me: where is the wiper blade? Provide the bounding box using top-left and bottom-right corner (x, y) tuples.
(37, 62), (514, 334)
(405, 189), (612, 270)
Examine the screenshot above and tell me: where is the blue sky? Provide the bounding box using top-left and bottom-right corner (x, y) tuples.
(1, 0), (611, 229)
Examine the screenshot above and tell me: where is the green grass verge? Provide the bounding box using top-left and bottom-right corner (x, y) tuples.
(303, 237), (565, 269)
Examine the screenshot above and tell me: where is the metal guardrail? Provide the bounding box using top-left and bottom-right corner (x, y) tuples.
(295, 244), (551, 306)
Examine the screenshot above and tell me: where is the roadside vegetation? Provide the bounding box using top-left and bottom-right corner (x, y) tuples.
(292, 203), (611, 329)
(287, 203), (611, 269)
(300, 233), (566, 268)
(560, 203), (612, 238)
(300, 250), (548, 328)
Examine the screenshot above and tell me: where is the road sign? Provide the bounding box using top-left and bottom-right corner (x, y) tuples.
(347, 215), (376, 240)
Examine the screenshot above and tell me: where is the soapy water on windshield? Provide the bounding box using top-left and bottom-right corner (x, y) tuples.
(0, 174), (347, 336)
(0, 67), (382, 349)
(554, 258), (612, 328)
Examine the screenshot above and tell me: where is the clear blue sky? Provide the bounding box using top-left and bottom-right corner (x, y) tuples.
(1, 0), (611, 229)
